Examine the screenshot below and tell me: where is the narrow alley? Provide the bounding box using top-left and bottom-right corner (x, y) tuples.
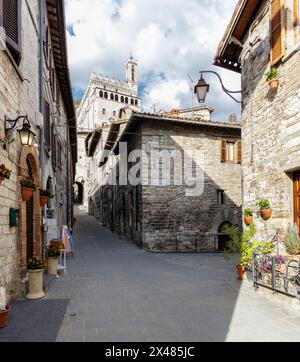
(43, 209), (300, 342)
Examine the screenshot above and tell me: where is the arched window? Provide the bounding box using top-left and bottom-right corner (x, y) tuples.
(102, 108), (106, 115)
(104, 92), (108, 99)
(110, 93), (114, 100)
(130, 98), (134, 105)
(132, 65), (135, 82)
(115, 95), (119, 102)
(121, 96), (124, 103)
(100, 91), (104, 98)
(125, 97), (128, 104)
(135, 100), (138, 106)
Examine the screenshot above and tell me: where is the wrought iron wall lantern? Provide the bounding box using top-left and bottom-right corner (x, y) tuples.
(195, 71), (242, 104)
(5, 115), (36, 146)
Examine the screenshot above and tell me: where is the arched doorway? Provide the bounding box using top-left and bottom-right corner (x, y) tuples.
(74, 182), (84, 204)
(19, 146), (42, 270)
(25, 157), (34, 259)
(218, 221), (232, 252)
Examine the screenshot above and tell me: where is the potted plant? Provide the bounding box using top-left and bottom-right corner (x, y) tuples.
(0, 164), (12, 185)
(266, 67), (279, 91)
(244, 209), (254, 226)
(257, 199), (272, 220)
(46, 246), (61, 276)
(20, 177), (36, 202)
(26, 257), (46, 300)
(0, 285), (10, 329)
(39, 189), (53, 207)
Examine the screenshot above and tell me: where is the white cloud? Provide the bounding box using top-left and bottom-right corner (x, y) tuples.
(65, 0), (241, 120)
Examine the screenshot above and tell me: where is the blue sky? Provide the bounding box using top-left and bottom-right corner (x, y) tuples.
(65, 0), (241, 120)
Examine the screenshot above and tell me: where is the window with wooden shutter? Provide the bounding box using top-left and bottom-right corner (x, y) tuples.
(270, 0), (285, 65)
(2, 0), (21, 64)
(44, 101), (51, 150)
(294, 0), (299, 45)
(220, 139), (227, 163)
(236, 141), (242, 164)
(51, 124), (57, 170)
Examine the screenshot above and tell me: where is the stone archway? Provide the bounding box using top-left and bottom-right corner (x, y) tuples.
(19, 146), (42, 271)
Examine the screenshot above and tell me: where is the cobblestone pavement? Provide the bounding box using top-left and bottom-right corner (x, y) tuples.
(47, 208), (300, 342)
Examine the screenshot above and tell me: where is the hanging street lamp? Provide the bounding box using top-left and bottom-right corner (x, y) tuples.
(195, 71), (242, 104)
(5, 115), (36, 146)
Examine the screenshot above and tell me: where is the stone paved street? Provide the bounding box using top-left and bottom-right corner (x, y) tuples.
(47, 208), (300, 342)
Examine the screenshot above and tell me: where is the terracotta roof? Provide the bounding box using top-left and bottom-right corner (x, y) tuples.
(46, 0), (77, 164)
(214, 0), (262, 73)
(113, 111), (241, 154)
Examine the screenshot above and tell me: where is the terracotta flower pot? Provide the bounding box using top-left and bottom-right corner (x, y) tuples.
(26, 269), (45, 300)
(47, 257), (58, 276)
(0, 176), (4, 185)
(50, 240), (65, 250)
(40, 196), (49, 207)
(244, 216), (253, 226)
(261, 208), (272, 221)
(21, 187), (34, 202)
(268, 79), (279, 91)
(0, 306), (11, 329)
(236, 265), (247, 280)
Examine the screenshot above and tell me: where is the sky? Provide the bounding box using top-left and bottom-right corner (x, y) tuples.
(65, 0), (241, 121)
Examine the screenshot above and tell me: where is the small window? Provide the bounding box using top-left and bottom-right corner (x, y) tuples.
(217, 190), (225, 206)
(110, 93), (114, 100)
(100, 91), (104, 98)
(102, 108), (106, 115)
(135, 100), (138, 106)
(121, 96), (124, 103)
(125, 97), (128, 104)
(113, 111), (117, 117)
(131, 98), (134, 105)
(227, 142), (235, 162)
(115, 95), (119, 102)
(104, 92), (108, 99)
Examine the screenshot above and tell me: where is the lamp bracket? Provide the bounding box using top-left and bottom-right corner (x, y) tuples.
(5, 115), (30, 135)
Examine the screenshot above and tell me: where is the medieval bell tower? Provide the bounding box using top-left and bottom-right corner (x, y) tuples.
(126, 56), (138, 92)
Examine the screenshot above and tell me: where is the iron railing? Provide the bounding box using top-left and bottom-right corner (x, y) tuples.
(253, 246), (300, 299)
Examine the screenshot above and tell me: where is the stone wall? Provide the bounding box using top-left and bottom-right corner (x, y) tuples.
(240, 0), (300, 242)
(0, 0), (41, 299)
(140, 122), (242, 252)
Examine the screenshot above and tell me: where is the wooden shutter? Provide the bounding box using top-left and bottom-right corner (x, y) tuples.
(236, 141), (242, 164)
(44, 101), (51, 150)
(2, 0), (21, 63)
(294, 0), (299, 45)
(220, 139), (227, 163)
(51, 124), (57, 169)
(270, 0), (285, 65)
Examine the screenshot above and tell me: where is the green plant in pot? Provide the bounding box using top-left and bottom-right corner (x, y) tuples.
(266, 67), (279, 91)
(26, 257), (46, 300)
(223, 224), (256, 280)
(0, 164), (12, 185)
(257, 199), (272, 221)
(46, 246), (60, 276)
(20, 177), (36, 202)
(244, 208), (254, 226)
(283, 224), (300, 256)
(39, 189), (53, 207)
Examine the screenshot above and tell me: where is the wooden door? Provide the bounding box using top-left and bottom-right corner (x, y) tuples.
(294, 172), (300, 232)
(26, 196), (34, 259)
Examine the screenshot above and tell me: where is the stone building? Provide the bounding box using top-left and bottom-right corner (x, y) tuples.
(87, 107), (242, 252)
(75, 58), (141, 207)
(0, 0), (76, 299)
(215, 0), (300, 241)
